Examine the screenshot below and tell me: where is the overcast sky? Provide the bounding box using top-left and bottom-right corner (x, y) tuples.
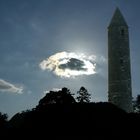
(0, 0), (140, 118)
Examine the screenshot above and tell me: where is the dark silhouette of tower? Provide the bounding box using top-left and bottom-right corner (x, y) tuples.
(108, 8), (133, 112)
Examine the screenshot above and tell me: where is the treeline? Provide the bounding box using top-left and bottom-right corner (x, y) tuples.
(0, 86), (140, 136)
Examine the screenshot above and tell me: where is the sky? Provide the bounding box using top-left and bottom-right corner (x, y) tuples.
(0, 0), (140, 118)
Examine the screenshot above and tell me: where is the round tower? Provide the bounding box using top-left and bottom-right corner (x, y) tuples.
(108, 8), (133, 112)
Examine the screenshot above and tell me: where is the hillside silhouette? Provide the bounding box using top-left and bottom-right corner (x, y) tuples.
(1, 87), (140, 137)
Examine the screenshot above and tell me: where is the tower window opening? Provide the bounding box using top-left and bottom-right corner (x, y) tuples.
(121, 29), (125, 36)
(120, 59), (124, 65)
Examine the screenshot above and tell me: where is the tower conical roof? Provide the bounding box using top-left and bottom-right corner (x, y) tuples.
(108, 8), (128, 28)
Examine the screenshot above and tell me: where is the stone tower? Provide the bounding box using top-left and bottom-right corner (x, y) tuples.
(108, 8), (133, 112)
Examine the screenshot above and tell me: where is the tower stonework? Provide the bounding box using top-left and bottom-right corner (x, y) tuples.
(108, 8), (133, 112)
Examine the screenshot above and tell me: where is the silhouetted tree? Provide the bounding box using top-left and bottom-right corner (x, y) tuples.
(76, 87), (91, 103)
(38, 87), (76, 108)
(133, 95), (140, 113)
(0, 112), (8, 128)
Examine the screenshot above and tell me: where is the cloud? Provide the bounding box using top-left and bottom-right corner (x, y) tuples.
(0, 79), (23, 94)
(41, 88), (62, 98)
(39, 52), (96, 78)
(43, 88), (61, 94)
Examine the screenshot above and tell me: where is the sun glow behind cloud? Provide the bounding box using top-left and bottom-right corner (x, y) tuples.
(39, 52), (96, 78)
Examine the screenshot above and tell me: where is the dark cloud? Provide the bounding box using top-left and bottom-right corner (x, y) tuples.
(0, 83), (11, 89)
(59, 58), (87, 71)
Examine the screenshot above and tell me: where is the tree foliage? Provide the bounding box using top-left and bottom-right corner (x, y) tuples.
(0, 112), (8, 121)
(38, 87), (76, 107)
(0, 112), (8, 128)
(76, 87), (91, 103)
(133, 95), (140, 113)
